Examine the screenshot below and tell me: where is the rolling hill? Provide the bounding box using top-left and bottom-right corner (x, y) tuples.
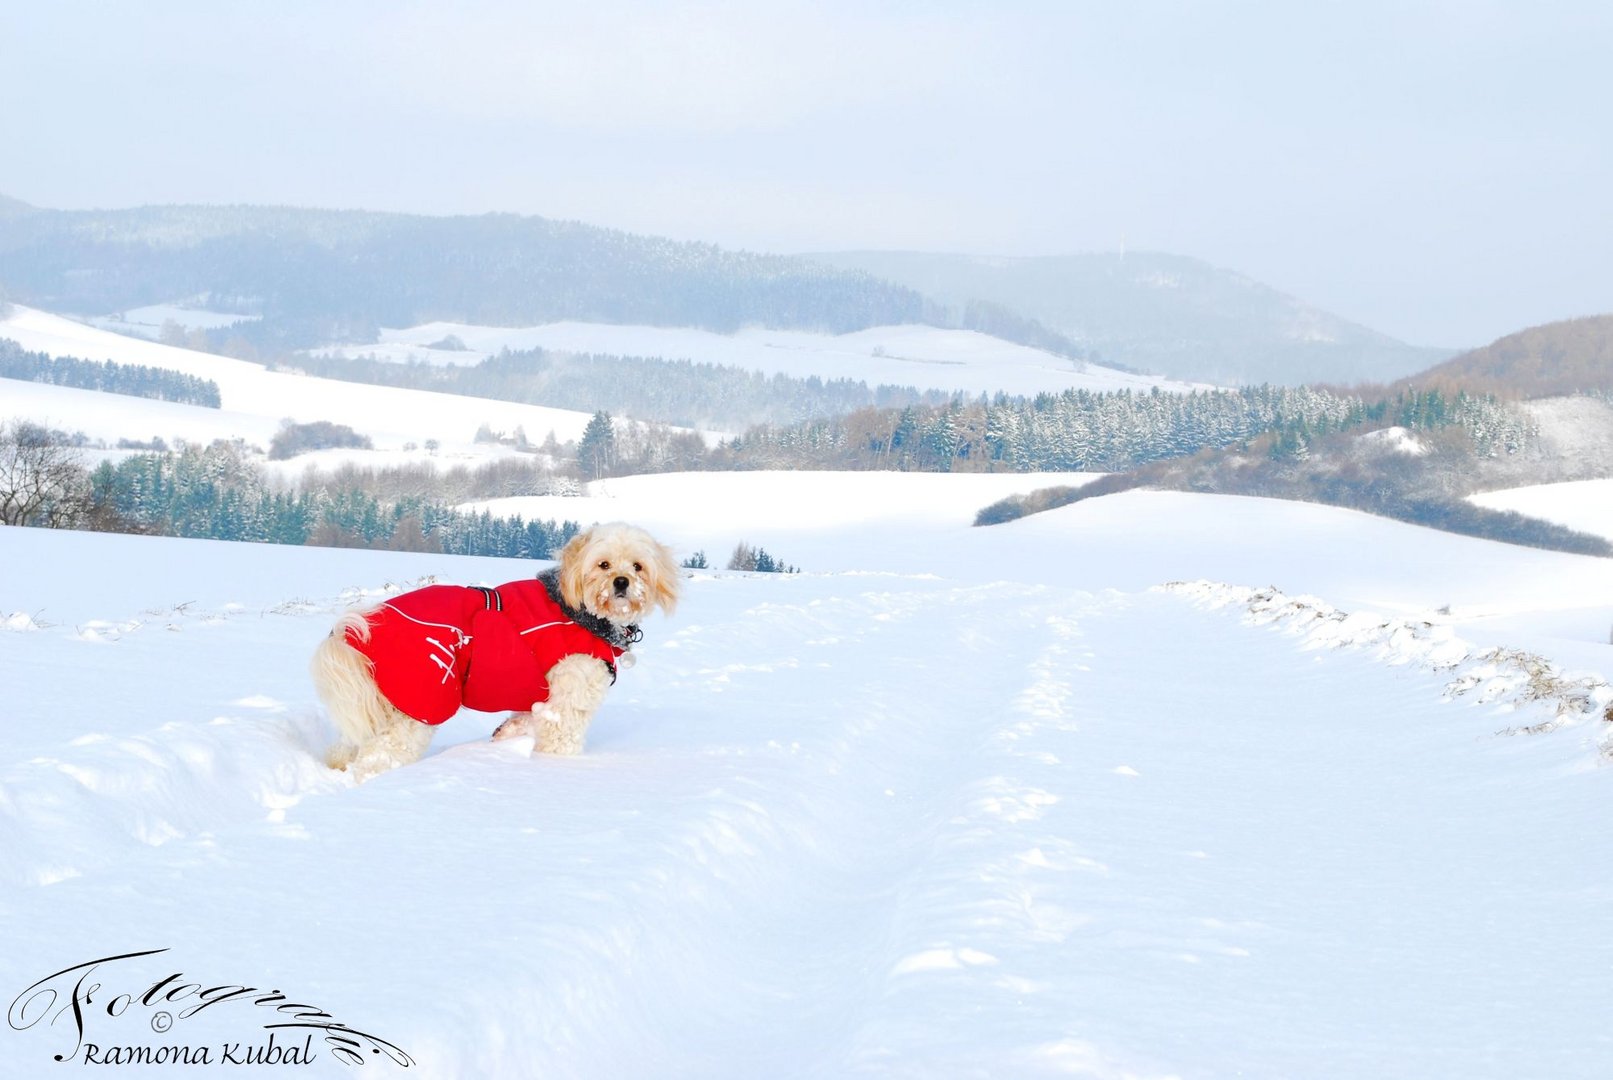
(310, 318), (1206, 400)
(0, 196), (1456, 392)
(1393, 314), (1613, 399)
(807, 250), (1453, 387)
(0, 304), (601, 455)
(0, 197), (1077, 357)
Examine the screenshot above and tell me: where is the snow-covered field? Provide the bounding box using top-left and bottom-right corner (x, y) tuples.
(0, 306), (598, 452)
(1470, 478), (1613, 545)
(312, 320), (1208, 397)
(4, 472), (1612, 1078)
(90, 303), (263, 338)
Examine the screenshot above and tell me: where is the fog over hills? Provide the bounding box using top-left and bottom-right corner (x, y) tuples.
(0, 197), (1460, 391)
(809, 250), (1454, 387)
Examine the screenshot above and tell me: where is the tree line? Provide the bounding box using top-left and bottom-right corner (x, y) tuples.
(0, 337), (222, 406)
(287, 347), (956, 431)
(692, 385), (1533, 474)
(0, 426), (578, 558)
(973, 407), (1606, 557)
(88, 442), (579, 556)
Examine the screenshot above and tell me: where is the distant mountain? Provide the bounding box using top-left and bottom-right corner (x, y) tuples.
(1393, 315), (1613, 399)
(0, 199), (1080, 354)
(806, 250), (1453, 387)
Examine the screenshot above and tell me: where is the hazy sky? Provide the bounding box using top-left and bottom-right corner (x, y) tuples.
(4, 1), (1610, 347)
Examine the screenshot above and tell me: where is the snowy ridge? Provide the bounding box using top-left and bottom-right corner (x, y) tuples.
(1163, 580), (1613, 749)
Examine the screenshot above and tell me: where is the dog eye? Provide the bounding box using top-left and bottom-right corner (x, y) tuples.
(598, 560), (611, 570)
(632, 562), (643, 573)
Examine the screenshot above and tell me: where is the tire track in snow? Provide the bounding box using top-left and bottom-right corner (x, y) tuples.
(938, 588), (1613, 1080)
(515, 576), (1075, 1077)
(828, 591), (1183, 1080)
(455, 575), (1172, 1079)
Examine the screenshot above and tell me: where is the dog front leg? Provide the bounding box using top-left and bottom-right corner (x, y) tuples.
(534, 655), (614, 755)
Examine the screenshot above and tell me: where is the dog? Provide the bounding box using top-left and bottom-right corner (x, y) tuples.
(312, 522), (679, 780)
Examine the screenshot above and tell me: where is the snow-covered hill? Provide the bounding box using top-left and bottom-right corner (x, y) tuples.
(3, 473), (1611, 1077)
(91, 302), (262, 337)
(312, 320), (1209, 398)
(806, 250), (1454, 386)
(1469, 478), (1613, 545)
(0, 306), (599, 453)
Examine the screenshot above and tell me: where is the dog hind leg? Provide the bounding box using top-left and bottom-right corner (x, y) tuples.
(311, 618), (434, 780)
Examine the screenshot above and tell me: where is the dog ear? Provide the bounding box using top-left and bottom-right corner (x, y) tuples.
(557, 528), (593, 610)
(650, 540), (681, 616)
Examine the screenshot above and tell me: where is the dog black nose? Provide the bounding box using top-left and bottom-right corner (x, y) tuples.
(613, 576), (629, 593)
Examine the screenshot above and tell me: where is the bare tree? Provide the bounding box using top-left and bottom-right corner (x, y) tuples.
(0, 420), (90, 527)
(726, 541), (758, 572)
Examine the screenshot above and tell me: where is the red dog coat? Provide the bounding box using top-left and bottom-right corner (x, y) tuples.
(347, 576), (627, 725)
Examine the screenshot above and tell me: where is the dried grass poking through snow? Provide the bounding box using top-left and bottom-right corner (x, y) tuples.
(1162, 581), (1613, 755)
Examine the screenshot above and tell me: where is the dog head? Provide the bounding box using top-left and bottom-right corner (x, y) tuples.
(556, 522), (680, 626)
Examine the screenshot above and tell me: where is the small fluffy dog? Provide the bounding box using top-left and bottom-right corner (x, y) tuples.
(313, 523), (679, 780)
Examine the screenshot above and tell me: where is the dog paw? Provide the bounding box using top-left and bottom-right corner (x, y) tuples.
(324, 743), (357, 771)
(491, 713), (536, 741)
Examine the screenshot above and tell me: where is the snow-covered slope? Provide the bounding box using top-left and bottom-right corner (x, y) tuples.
(3, 475), (1612, 1078)
(313, 320), (1210, 397)
(0, 305), (598, 450)
(806, 250), (1454, 386)
(1470, 479), (1613, 545)
(91, 303), (262, 337)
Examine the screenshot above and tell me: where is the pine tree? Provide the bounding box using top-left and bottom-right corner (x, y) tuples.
(577, 411), (617, 480)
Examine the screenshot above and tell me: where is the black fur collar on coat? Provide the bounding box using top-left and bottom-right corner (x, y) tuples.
(536, 567), (643, 650)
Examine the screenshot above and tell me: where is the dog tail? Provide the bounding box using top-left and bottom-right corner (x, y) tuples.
(330, 609), (373, 644)
(311, 610), (387, 768)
